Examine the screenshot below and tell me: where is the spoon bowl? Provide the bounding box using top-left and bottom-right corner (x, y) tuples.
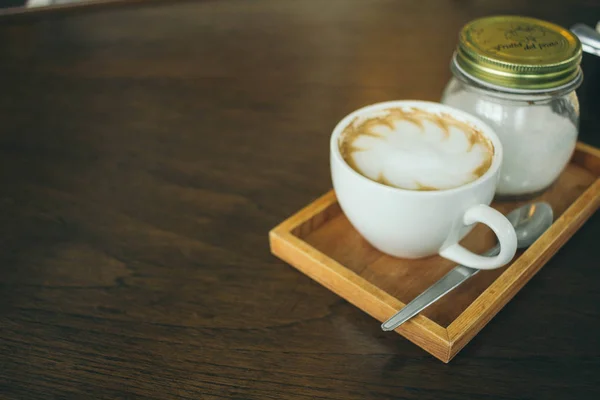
(506, 202), (554, 249)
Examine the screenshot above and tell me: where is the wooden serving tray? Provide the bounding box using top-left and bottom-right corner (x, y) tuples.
(269, 142), (600, 363)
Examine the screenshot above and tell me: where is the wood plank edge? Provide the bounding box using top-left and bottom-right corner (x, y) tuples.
(575, 141), (600, 160)
(446, 179), (600, 361)
(574, 142), (600, 175)
(270, 191), (337, 235)
(269, 230), (451, 362)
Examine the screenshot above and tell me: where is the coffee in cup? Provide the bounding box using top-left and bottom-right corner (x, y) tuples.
(330, 100), (517, 270)
(338, 107), (494, 191)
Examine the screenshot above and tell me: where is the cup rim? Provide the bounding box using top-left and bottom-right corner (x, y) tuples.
(330, 100), (503, 196)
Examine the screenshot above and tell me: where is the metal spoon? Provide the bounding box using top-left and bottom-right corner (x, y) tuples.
(571, 23), (600, 57)
(381, 202), (554, 332)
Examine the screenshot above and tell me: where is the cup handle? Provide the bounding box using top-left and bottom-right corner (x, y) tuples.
(439, 204), (518, 270)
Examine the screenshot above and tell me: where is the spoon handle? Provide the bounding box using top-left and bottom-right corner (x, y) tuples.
(571, 23), (600, 57)
(381, 245), (500, 332)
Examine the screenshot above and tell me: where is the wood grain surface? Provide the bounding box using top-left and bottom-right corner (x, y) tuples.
(0, 0), (599, 399)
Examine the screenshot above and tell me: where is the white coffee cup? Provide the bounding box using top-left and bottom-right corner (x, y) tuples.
(330, 100), (517, 270)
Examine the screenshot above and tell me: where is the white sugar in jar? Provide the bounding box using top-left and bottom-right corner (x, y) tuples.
(441, 16), (583, 199)
(442, 80), (580, 198)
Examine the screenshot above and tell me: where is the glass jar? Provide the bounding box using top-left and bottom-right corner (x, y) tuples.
(442, 71), (581, 199)
(441, 16), (583, 199)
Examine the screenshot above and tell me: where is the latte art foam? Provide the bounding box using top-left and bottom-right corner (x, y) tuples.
(339, 108), (494, 190)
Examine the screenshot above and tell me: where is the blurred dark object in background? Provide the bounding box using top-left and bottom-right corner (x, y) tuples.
(0, 0), (91, 10)
(0, 0), (27, 9)
(578, 51), (600, 148)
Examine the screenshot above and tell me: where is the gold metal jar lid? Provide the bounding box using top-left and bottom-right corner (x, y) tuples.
(454, 16), (583, 91)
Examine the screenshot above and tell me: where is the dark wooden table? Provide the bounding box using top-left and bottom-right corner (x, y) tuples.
(1, 1), (599, 398)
